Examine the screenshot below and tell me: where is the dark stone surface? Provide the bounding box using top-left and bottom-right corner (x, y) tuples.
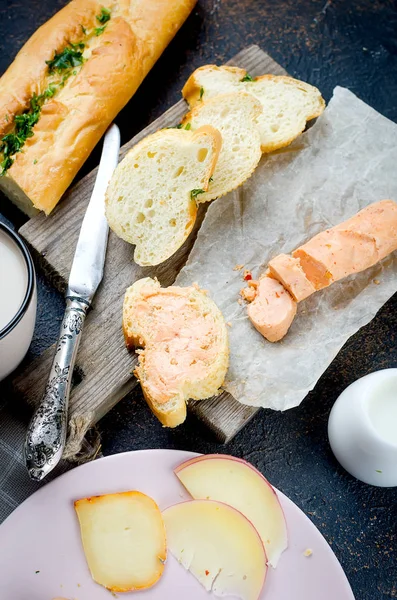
(0, 0), (397, 598)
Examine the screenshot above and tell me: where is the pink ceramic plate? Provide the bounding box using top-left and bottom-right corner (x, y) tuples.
(0, 449), (355, 600)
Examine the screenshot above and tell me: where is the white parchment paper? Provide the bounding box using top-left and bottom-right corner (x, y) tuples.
(176, 87), (397, 410)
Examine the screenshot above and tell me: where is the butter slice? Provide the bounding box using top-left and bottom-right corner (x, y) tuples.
(268, 254), (316, 301)
(247, 276), (297, 342)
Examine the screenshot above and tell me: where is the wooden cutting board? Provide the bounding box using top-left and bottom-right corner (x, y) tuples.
(13, 45), (287, 446)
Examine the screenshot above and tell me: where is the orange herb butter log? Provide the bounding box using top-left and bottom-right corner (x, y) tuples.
(247, 200), (397, 342)
(292, 200), (397, 289)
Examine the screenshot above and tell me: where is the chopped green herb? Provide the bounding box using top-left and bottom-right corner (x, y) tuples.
(375, 469), (382, 473)
(96, 7), (111, 24)
(191, 188), (205, 199)
(209, 175), (214, 183)
(0, 40), (85, 174)
(5, 114), (8, 122)
(46, 45), (85, 74)
(14, 111), (40, 139)
(0, 155), (13, 173)
(167, 123), (183, 129)
(35, 571), (40, 574)
(241, 73), (255, 82)
(199, 86), (204, 101)
(80, 24), (88, 34)
(0, 89), (50, 175)
(44, 84), (57, 98)
(94, 25), (107, 36)
(184, 122), (191, 130)
(33, 159), (37, 164)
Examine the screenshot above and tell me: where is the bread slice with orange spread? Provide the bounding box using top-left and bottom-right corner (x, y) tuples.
(123, 277), (229, 427)
(182, 65), (325, 153)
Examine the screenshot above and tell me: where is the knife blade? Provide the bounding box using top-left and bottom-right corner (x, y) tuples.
(24, 123), (120, 481)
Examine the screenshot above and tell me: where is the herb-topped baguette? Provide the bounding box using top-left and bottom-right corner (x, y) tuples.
(182, 65), (325, 153)
(0, 0), (196, 215)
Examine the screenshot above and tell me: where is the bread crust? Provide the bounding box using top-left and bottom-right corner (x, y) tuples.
(0, 0), (196, 214)
(182, 65), (247, 107)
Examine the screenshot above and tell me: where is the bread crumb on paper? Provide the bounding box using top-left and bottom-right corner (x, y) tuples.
(373, 279), (380, 285)
(304, 548), (313, 557)
(226, 321), (232, 327)
(233, 264), (244, 271)
(240, 286), (256, 302)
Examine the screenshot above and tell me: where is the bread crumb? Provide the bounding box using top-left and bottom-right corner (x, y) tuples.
(304, 548), (313, 557)
(226, 321), (232, 327)
(240, 287), (256, 302)
(373, 279), (380, 285)
(192, 282), (208, 294)
(233, 264), (244, 271)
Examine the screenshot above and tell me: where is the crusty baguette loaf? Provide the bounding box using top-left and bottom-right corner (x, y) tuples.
(182, 65), (325, 153)
(0, 0), (196, 215)
(123, 277), (229, 427)
(182, 92), (263, 202)
(245, 200), (397, 342)
(105, 125), (221, 266)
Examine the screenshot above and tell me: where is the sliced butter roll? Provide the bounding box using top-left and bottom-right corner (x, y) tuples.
(163, 499), (267, 600)
(246, 199), (397, 342)
(292, 199), (397, 289)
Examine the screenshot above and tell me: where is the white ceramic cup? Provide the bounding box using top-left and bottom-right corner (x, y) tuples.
(0, 222), (37, 381)
(328, 369), (397, 487)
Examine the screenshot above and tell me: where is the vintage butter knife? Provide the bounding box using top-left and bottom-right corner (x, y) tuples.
(24, 124), (120, 481)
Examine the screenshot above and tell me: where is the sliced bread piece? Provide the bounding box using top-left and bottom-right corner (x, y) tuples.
(182, 65), (325, 152)
(123, 277), (229, 427)
(182, 92), (263, 202)
(105, 125), (221, 266)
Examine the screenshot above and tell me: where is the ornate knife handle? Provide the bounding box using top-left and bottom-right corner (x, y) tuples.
(24, 296), (90, 481)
